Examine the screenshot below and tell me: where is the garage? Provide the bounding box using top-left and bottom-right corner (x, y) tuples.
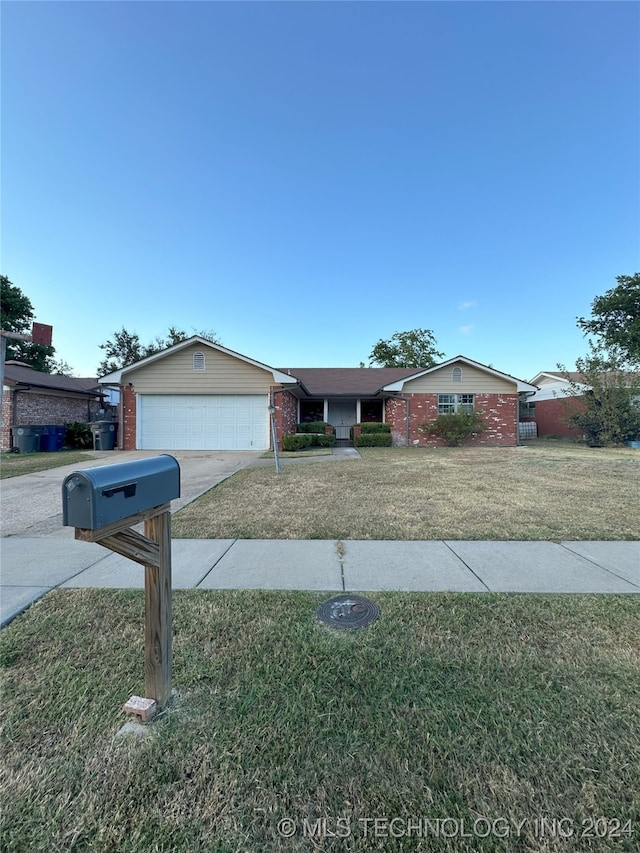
(138, 394), (269, 450)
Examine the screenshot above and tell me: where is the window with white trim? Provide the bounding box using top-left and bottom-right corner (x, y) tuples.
(438, 393), (474, 414)
(192, 351), (205, 371)
(452, 366), (462, 383)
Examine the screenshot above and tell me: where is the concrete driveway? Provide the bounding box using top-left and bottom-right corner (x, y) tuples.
(0, 450), (264, 538)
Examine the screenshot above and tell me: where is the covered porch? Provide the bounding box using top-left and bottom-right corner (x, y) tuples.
(299, 397), (384, 443)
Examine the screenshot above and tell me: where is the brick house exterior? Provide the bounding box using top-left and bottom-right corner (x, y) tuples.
(100, 340), (537, 451)
(528, 372), (587, 438)
(384, 393), (518, 446)
(2, 362), (106, 451)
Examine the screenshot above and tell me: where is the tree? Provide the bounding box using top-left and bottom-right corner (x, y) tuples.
(98, 326), (220, 376)
(1, 275), (57, 371)
(369, 329), (444, 368)
(577, 273), (640, 365)
(49, 359), (75, 377)
(558, 342), (640, 445)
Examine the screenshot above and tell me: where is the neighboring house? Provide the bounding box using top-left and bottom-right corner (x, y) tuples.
(1, 362), (107, 450)
(99, 338), (538, 451)
(528, 371), (589, 438)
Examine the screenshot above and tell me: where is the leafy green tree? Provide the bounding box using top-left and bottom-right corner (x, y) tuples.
(558, 342), (640, 445)
(577, 273), (640, 365)
(369, 329), (444, 368)
(50, 359), (75, 377)
(98, 326), (220, 376)
(1, 275), (57, 371)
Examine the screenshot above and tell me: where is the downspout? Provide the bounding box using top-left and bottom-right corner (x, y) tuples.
(405, 396), (410, 446)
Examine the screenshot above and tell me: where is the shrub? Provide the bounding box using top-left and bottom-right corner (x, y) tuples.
(296, 422), (334, 434)
(282, 434), (314, 451)
(359, 422), (391, 434)
(316, 434), (336, 447)
(419, 412), (486, 446)
(354, 432), (392, 447)
(64, 422), (93, 449)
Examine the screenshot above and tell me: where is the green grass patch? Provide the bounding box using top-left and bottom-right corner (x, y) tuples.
(173, 443), (639, 541)
(1, 590), (638, 851)
(0, 450), (96, 479)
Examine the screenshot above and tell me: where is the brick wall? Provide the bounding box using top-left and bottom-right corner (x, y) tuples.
(1, 389), (102, 451)
(535, 396), (585, 437)
(122, 385), (137, 450)
(385, 393), (518, 447)
(272, 387), (298, 450)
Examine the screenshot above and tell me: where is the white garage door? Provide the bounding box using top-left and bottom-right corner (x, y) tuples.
(138, 395), (269, 450)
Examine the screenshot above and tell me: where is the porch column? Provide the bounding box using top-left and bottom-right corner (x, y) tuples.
(323, 399), (328, 422)
(356, 399), (361, 423)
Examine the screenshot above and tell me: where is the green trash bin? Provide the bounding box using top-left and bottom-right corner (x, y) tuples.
(11, 425), (44, 453)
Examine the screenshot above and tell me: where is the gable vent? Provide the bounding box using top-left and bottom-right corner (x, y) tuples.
(193, 351), (206, 371)
(452, 366), (462, 383)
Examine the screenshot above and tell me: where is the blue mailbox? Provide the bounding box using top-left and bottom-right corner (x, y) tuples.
(62, 455), (180, 530)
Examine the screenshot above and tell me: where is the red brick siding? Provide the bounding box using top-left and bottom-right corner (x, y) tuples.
(1, 390), (15, 451)
(272, 387), (297, 450)
(385, 393), (518, 447)
(1, 390), (102, 451)
(535, 397), (585, 438)
(122, 385), (137, 450)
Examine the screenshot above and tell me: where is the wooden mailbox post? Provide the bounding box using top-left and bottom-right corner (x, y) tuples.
(62, 456), (180, 712)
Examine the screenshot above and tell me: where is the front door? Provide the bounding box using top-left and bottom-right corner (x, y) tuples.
(328, 400), (357, 441)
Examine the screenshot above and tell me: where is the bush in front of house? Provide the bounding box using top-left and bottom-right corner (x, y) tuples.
(282, 434), (314, 451)
(316, 433), (336, 447)
(282, 432), (336, 451)
(64, 422), (93, 449)
(296, 422), (334, 434)
(354, 432), (393, 447)
(359, 422), (391, 433)
(419, 412), (485, 447)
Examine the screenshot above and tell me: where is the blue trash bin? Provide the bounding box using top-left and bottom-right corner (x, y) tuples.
(54, 425), (66, 450)
(40, 428), (58, 452)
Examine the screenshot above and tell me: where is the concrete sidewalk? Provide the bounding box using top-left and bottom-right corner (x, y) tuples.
(1, 537), (638, 628)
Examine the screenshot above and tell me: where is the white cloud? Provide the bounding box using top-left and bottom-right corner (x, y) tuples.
(458, 300), (478, 310)
(458, 324), (475, 335)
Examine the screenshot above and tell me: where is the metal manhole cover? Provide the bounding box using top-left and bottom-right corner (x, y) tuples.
(316, 595), (380, 629)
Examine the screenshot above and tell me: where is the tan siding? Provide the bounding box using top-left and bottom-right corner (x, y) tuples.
(404, 363), (515, 393)
(126, 344), (275, 394)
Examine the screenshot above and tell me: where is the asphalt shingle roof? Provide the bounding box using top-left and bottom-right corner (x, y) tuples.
(3, 363), (102, 396)
(278, 367), (422, 396)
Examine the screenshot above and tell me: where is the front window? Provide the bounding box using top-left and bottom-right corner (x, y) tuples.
(438, 393), (474, 414)
(360, 399), (383, 422)
(299, 400), (324, 423)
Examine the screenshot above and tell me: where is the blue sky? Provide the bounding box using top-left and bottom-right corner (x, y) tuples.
(2, 1), (638, 381)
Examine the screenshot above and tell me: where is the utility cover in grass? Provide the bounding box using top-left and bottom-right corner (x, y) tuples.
(317, 595), (380, 629)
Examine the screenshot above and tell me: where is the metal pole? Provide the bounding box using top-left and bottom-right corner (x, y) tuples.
(271, 413), (281, 474)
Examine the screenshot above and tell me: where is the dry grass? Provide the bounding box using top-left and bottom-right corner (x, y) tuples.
(172, 442), (639, 540)
(1, 589), (638, 852)
(0, 450), (95, 479)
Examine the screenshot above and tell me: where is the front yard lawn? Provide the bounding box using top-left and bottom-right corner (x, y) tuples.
(0, 450), (96, 479)
(172, 443), (639, 541)
(1, 589), (638, 852)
